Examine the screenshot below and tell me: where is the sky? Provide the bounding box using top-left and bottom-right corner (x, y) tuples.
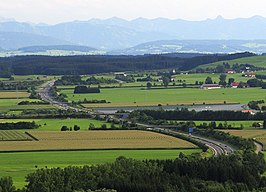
(0, 0), (266, 24)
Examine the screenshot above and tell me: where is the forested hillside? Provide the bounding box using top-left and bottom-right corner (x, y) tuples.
(0, 52), (254, 76)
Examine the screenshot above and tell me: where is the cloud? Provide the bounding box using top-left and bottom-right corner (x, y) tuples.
(0, 0), (265, 24)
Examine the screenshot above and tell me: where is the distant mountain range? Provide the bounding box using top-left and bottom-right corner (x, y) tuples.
(0, 16), (266, 53)
(18, 45), (96, 53)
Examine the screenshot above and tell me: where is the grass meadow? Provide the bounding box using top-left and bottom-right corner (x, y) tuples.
(61, 87), (266, 107)
(0, 149), (201, 188)
(0, 99), (54, 113)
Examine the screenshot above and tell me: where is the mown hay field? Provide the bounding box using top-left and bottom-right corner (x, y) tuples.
(0, 130), (33, 141)
(0, 91), (29, 99)
(0, 130), (198, 151)
(223, 129), (266, 146)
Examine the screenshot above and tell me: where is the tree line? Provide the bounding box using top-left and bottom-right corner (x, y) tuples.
(3, 150), (266, 192)
(0, 122), (39, 130)
(0, 52), (254, 76)
(129, 108), (266, 121)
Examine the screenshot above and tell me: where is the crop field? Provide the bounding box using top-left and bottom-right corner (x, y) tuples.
(0, 149), (201, 188)
(199, 55), (266, 69)
(0, 130), (33, 141)
(0, 130), (198, 152)
(0, 118), (112, 131)
(61, 87), (266, 107)
(0, 91), (29, 99)
(223, 129), (266, 148)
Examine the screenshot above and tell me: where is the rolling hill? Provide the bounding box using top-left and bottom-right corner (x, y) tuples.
(0, 32), (72, 50)
(197, 55), (266, 69)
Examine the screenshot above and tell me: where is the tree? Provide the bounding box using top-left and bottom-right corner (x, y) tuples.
(247, 79), (263, 87)
(74, 125), (80, 131)
(162, 76), (170, 87)
(146, 82), (152, 89)
(88, 123), (95, 130)
(264, 120), (266, 129)
(111, 123), (116, 129)
(228, 78), (235, 85)
(205, 76), (213, 84)
(219, 74), (227, 86)
(0, 177), (16, 192)
(61, 125), (68, 131)
(101, 124), (107, 129)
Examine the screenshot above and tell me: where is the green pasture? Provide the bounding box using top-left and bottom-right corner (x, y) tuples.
(58, 73), (251, 89)
(0, 149), (201, 188)
(0, 99), (54, 113)
(198, 55), (266, 69)
(61, 87), (266, 107)
(0, 118), (113, 131)
(173, 73), (249, 84)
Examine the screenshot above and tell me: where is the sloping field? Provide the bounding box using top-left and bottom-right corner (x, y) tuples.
(223, 129), (266, 148)
(198, 55), (266, 69)
(0, 130), (197, 151)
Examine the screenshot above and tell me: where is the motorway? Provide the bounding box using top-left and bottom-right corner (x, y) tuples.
(137, 124), (235, 156)
(38, 80), (235, 156)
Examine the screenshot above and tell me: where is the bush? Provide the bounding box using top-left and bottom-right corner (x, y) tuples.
(74, 86), (100, 94)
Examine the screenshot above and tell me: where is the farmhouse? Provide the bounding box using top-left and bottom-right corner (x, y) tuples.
(225, 69), (236, 74)
(231, 82), (240, 88)
(114, 72), (127, 77)
(244, 73), (256, 78)
(200, 84), (221, 90)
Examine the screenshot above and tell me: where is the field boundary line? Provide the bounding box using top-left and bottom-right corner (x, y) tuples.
(25, 132), (39, 141)
(0, 147), (199, 154)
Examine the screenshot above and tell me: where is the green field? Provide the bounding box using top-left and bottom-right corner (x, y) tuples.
(0, 118), (113, 131)
(0, 99), (54, 113)
(58, 73), (249, 89)
(199, 55), (266, 69)
(61, 87), (266, 107)
(0, 149), (201, 188)
(173, 73), (249, 84)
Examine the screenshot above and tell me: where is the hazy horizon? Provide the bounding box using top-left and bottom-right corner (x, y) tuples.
(1, 0), (266, 24)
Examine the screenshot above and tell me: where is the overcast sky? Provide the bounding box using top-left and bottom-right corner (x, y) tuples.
(1, 0), (266, 24)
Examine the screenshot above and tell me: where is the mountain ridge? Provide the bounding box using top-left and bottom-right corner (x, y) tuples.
(0, 16), (266, 51)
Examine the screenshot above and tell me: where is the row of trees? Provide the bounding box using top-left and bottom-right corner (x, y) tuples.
(74, 86), (100, 94)
(55, 75), (118, 86)
(0, 121), (39, 130)
(61, 125), (80, 131)
(0, 80), (44, 90)
(129, 108), (266, 121)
